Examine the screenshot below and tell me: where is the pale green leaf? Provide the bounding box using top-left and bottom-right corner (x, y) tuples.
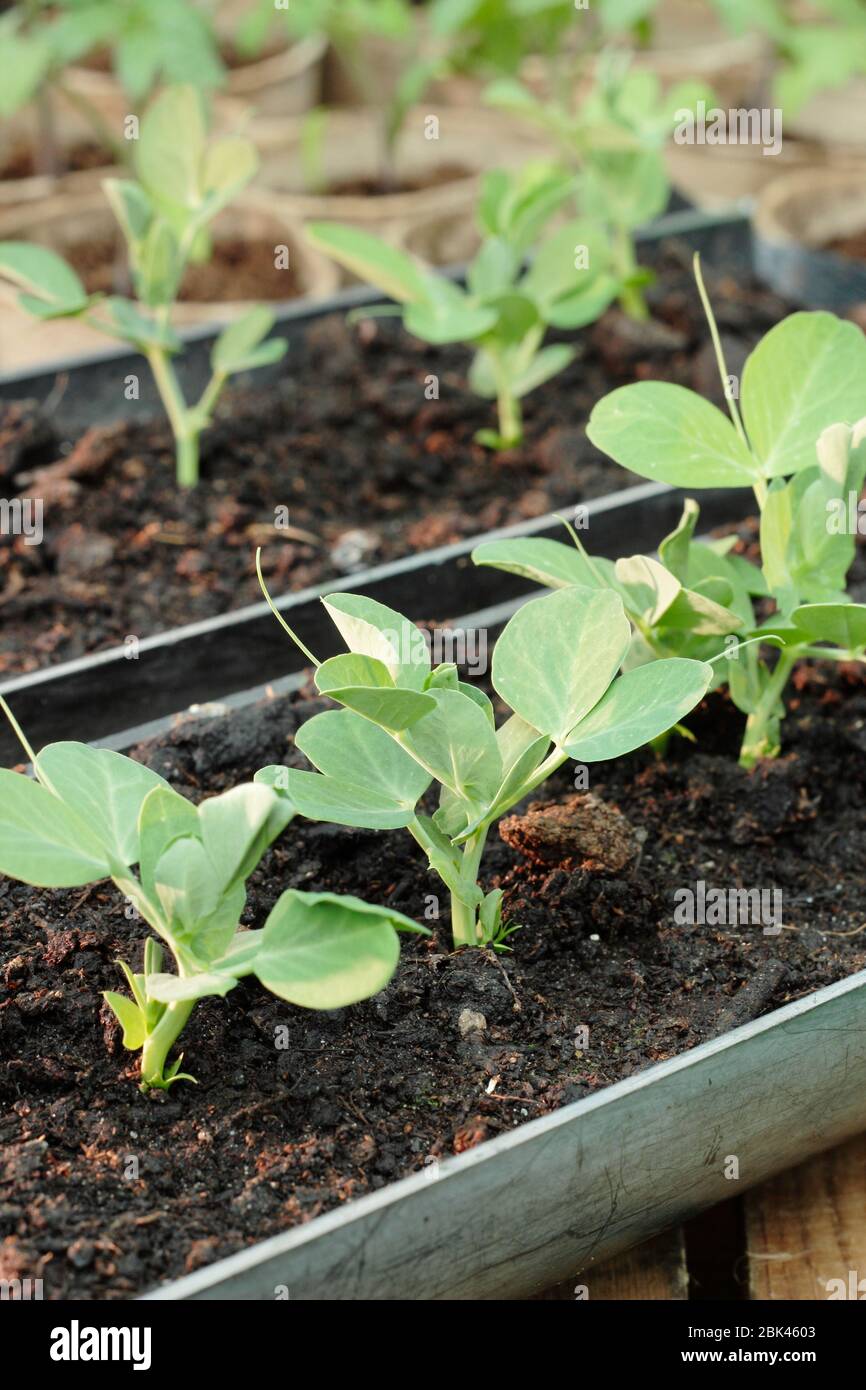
(741, 312), (866, 478)
(564, 658), (713, 762)
(587, 382), (759, 487)
(254, 889), (405, 1009)
(0, 770), (111, 887)
(492, 588), (630, 744)
(35, 743), (171, 868)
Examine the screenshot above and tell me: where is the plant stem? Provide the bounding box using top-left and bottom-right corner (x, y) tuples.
(449, 828), (488, 948)
(139, 999), (195, 1090)
(145, 348), (198, 487)
(614, 224), (648, 321)
(56, 78), (127, 166)
(739, 649), (797, 768)
(496, 382), (522, 448)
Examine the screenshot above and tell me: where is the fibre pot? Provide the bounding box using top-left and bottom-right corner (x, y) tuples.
(247, 106), (547, 271)
(752, 165), (866, 310)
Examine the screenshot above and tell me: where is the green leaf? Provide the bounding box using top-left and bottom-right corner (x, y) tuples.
(287, 769), (416, 830)
(305, 222), (434, 305)
(791, 603), (866, 651)
(103, 992), (147, 1051)
(153, 838), (219, 934)
(35, 743), (171, 868)
(0, 770), (111, 887)
(145, 971), (239, 1004)
(200, 137), (259, 217)
(403, 688), (503, 805)
(473, 537), (618, 592)
(212, 306), (280, 375)
(103, 178), (154, 252)
(741, 312), (866, 478)
(615, 554), (681, 625)
(322, 593), (431, 689)
(492, 588), (630, 744)
(99, 297), (181, 352)
(0, 32), (51, 116)
(315, 681), (437, 733)
(587, 382), (759, 488)
(564, 658), (713, 762)
(296, 708), (431, 807)
(198, 784), (290, 893)
(512, 344), (576, 398)
(0, 242), (89, 317)
(138, 786), (200, 899)
(136, 84), (206, 212)
(253, 890), (408, 1009)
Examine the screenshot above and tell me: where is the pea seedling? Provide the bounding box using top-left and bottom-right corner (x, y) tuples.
(0, 85), (287, 488)
(255, 552), (712, 947)
(307, 164), (619, 448)
(0, 696), (424, 1091)
(486, 60), (708, 318)
(0, 0), (223, 175)
(481, 262), (866, 765)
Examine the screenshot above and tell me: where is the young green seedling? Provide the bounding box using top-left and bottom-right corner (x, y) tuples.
(486, 60), (709, 319)
(0, 696), (424, 1091)
(307, 164), (619, 448)
(0, 85), (287, 488)
(511, 260), (866, 766)
(255, 551), (713, 948)
(0, 0), (223, 175)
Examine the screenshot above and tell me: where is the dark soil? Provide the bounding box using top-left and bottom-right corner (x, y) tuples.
(1, 640), (865, 1299)
(0, 141), (109, 182)
(0, 248), (797, 675)
(65, 236), (302, 302)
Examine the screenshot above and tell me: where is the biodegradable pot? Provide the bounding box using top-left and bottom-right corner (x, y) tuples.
(0, 194), (339, 374)
(664, 137), (824, 212)
(64, 34), (325, 126)
(753, 166), (866, 310)
(788, 78), (866, 154)
(247, 106), (547, 268)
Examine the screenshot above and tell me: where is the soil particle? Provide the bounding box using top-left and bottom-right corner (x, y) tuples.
(500, 792), (643, 872)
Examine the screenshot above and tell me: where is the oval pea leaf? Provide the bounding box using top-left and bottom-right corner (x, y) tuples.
(791, 603), (866, 651)
(587, 381), (759, 488)
(564, 658), (713, 762)
(35, 742), (172, 868)
(492, 588), (631, 745)
(253, 889), (419, 1009)
(473, 537), (619, 592)
(0, 241), (89, 318)
(741, 312), (866, 479)
(0, 770), (111, 887)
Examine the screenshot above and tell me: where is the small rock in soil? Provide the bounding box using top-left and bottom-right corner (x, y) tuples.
(54, 525), (116, 578)
(457, 1007), (487, 1037)
(499, 793), (643, 873)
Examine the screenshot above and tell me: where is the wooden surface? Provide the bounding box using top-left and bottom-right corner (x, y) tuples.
(746, 1132), (866, 1301)
(537, 1132), (866, 1301)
